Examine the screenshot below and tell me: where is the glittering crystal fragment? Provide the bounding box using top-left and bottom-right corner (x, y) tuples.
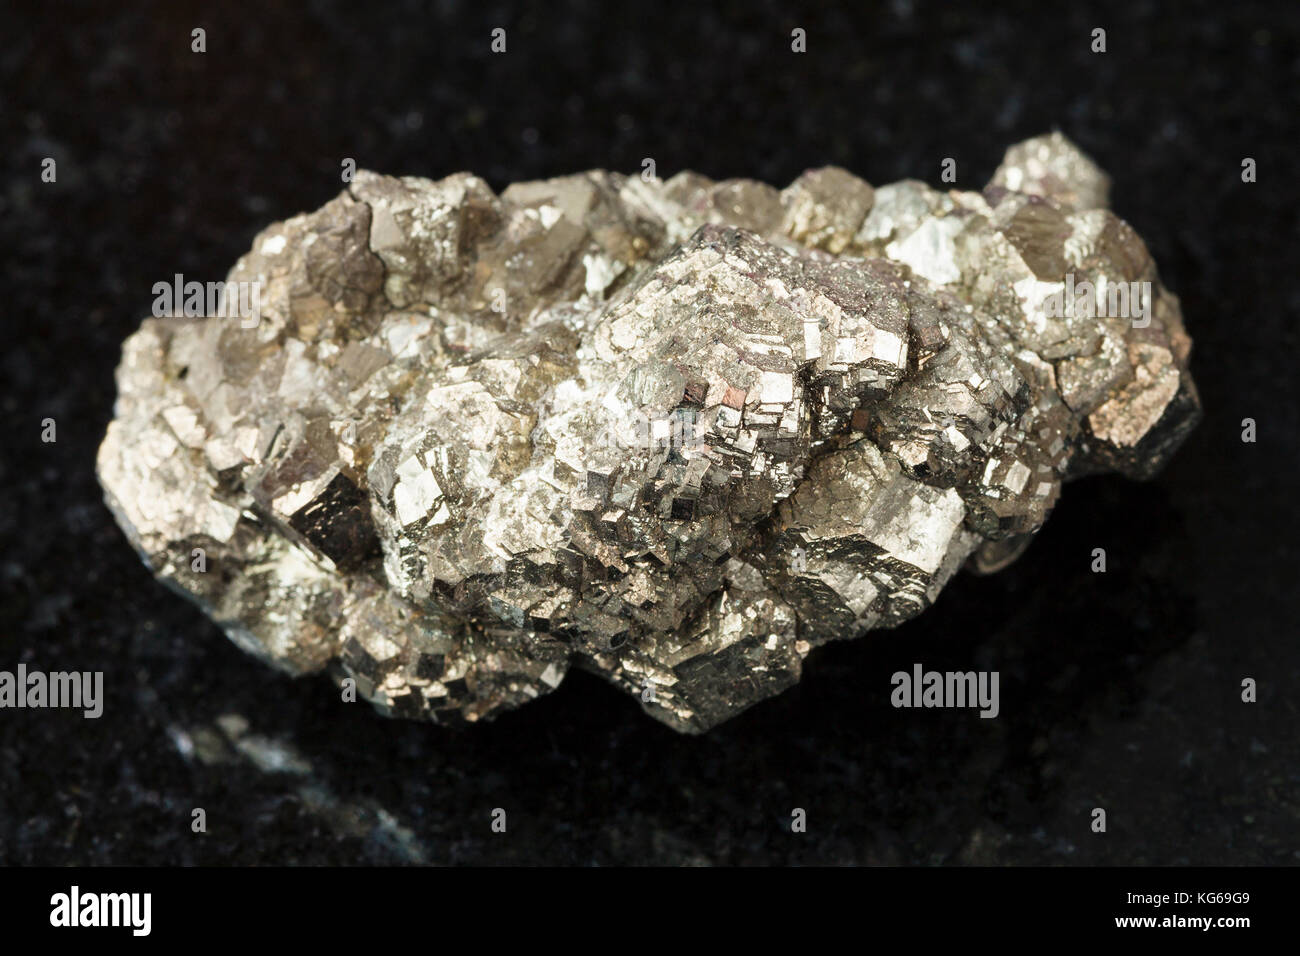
(97, 134), (1199, 733)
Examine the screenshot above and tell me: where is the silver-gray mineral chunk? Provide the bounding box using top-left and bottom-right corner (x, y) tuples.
(98, 133), (1199, 733)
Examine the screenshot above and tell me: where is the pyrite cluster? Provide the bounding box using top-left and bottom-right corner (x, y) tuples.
(98, 134), (1199, 733)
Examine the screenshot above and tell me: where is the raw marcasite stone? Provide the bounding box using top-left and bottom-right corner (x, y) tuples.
(97, 133), (1199, 733)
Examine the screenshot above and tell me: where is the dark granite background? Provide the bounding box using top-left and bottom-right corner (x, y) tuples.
(1, 0), (1296, 865)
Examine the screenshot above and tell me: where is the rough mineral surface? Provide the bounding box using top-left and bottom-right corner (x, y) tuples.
(97, 133), (1199, 733)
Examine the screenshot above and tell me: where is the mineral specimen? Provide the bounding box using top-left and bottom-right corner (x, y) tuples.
(97, 133), (1199, 733)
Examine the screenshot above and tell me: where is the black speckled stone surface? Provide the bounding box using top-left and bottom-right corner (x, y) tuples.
(2, 0), (1297, 865)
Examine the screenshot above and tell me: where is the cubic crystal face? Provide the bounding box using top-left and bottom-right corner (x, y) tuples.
(97, 133), (1199, 733)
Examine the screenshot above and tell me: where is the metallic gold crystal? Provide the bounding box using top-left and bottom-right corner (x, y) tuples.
(98, 134), (1199, 732)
